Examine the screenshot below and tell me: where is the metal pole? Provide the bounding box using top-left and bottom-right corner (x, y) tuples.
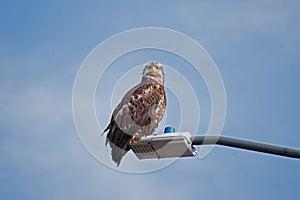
(192, 136), (300, 159)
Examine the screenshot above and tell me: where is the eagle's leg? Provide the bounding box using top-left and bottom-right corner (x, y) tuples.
(129, 133), (140, 145)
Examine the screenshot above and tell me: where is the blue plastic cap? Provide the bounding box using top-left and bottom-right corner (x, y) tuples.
(164, 126), (176, 133)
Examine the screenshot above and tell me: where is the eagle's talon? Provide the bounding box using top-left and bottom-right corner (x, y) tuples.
(130, 134), (140, 145)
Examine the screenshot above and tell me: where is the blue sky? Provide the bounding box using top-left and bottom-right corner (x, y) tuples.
(1, 0), (300, 199)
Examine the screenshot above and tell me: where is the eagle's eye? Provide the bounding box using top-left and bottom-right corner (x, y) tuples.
(145, 65), (152, 69)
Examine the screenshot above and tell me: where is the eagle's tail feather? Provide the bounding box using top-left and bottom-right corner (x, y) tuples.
(110, 144), (128, 167)
(106, 127), (132, 166)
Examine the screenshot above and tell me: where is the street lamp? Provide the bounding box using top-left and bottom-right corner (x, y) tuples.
(131, 127), (300, 160)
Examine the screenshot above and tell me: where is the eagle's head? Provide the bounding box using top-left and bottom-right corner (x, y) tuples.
(142, 62), (164, 84)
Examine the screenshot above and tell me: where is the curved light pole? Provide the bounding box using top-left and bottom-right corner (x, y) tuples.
(192, 136), (300, 159)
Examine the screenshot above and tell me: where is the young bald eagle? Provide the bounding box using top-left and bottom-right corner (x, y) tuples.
(103, 62), (167, 166)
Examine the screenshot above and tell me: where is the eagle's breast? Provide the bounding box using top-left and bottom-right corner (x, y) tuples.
(124, 79), (166, 136)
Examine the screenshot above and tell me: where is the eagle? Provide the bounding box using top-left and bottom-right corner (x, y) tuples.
(103, 62), (167, 166)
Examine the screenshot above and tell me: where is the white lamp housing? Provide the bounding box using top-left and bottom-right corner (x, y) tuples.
(131, 132), (197, 159)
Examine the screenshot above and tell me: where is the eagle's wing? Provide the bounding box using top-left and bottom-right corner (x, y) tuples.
(103, 80), (166, 166)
